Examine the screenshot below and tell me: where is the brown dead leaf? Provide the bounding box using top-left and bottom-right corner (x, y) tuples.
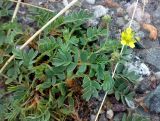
(104, 0), (120, 8)
(66, 78), (75, 88)
(142, 23), (158, 40)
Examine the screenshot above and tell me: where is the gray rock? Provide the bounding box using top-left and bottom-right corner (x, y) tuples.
(150, 114), (160, 121)
(140, 37), (159, 49)
(136, 78), (151, 94)
(106, 109), (114, 119)
(86, 0), (96, 4)
(116, 17), (126, 27)
(136, 31), (146, 39)
(90, 114), (96, 121)
(125, 56), (150, 77)
(155, 72), (160, 80)
(137, 48), (160, 70)
(145, 85), (160, 113)
(99, 113), (107, 121)
(126, 2), (151, 23)
(153, 6), (160, 37)
(93, 5), (109, 18)
(124, 20), (140, 32)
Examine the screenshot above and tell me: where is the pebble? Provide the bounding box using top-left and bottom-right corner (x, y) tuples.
(135, 78), (151, 94)
(106, 109), (114, 119)
(125, 59), (150, 77)
(86, 0), (96, 4)
(62, 0), (68, 6)
(126, 2), (151, 23)
(155, 72), (160, 80)
(93, 5), (109, 18)
(116, 17), (125, 27)
(137, 48), (160, 71)
(145, 85), (160, 113)
(116, 7), (125, 17)
(99, 113), (107, 121)
(124, 20), (140, 32)
(90, 114), (96, 121)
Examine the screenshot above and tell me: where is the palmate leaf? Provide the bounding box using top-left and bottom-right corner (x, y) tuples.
(87, 27), (107, 41)
(64, 10), (93, 25)
(13, 48), (38, 67)
(52, 50), (72, 67)
(38, 37), (57, 54)
(102, 72), (115, 92)
(82, 76), (101, 101)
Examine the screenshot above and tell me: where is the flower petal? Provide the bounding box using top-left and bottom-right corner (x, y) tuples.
(129, 42), (135, 48)
(121, 40), (126, 45)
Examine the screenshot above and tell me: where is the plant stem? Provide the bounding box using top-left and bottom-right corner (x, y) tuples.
(8, 0), (55, 13)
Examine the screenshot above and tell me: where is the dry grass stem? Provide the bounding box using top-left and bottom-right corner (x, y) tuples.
(9, 0), (55, 13)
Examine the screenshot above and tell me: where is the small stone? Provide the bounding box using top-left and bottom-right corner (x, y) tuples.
(93, 5), (108, 18)
(150, 114), (160, 121)
(139, 63), (150, 76)
(149, 95), (160, 113)
(62, 0), (68, 6)
(99, 113), (107, 121)
(136, 78), (151, 94)
(124, 20), (140, 32)
(106, 109), (114, 119)
(155, 72), (160, 80)
(112, 104), (127, 112)
(86, 0), (95, 4)
(90, 115), (96, 121)
(116, 7), (124, 17)
(136, 31), (146, 38)
(145, 85), (160, 114)
(137, 48), (160, 71)
(125, 58), (150, 77)
(86, 19), (99, 27)
(116, 17), (125, 27)
(126, 2), (151, 23)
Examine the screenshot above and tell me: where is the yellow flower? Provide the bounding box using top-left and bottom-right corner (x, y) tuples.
(121, 27), (137, 48)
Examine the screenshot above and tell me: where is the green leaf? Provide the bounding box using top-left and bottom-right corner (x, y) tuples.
(52, 50), (72, 66)
(36, 79), (52, 91)
(124, 71), (140, 82)
(58, 83), (66, 96)
(87, 27), (107, 41)
(64, 10), (92, 25)
(102, 72), (114, 92)
(38, 37), (57, 54)
(80, 50), (88, 62)
(77, 64), (87, 74)
(96, 64), (105, 80)
(13, 48), (38, 67)
(82, 76), (101, 101)
(57, 96), (66, 108)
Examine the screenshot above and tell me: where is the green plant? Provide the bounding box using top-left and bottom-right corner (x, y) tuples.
(0, 3), (140, 121)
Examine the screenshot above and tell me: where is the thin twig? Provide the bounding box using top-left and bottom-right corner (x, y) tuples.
(7, 0), (21, 34)
(8, 0), (54, 13)
(0, 0), (78, 74)
(94, 0), (139, 120)
(11, 0), (21, 22)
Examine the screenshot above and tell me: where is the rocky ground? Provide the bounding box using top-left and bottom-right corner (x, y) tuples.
(17, 0), (160, 120)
